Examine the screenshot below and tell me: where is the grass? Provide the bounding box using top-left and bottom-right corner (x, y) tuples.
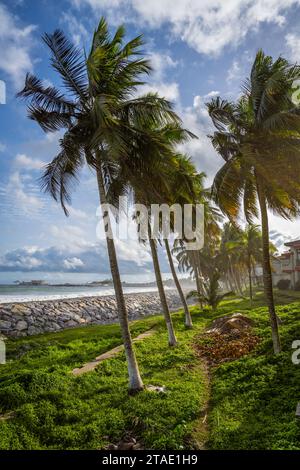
(0, 309), (208, 450)
(0, 288), (300, 449)
(207, 290), (300, 450)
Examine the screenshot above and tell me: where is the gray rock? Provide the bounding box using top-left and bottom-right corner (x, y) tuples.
(15, 320), (28, 331)
(66, 320), (78, 328)
(0, 320), (11, 330)
(28, 326), (42, 335)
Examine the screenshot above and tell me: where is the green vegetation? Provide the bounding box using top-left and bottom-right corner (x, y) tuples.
(209, 300), (300, 450)
(0, 311), (207, 450)
(1, 290), (300, 450)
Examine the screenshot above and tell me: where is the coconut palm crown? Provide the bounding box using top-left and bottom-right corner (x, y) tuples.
(207, 50), (300, 354)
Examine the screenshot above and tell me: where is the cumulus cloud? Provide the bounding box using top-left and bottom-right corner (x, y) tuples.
(15, 154), (45, 170)
(63, 257), (84, 270)
(0, 3), (36, 88)
(136, 50), (180, 102)
(141, 81), (179, 102)
(72, 0), (300, 56)
(269, 229), (294, 252)
(177, 94), (222, 184)
(1, 171), (44, 216)
(0, 240), (167, 273)
(61, 11), (90, 46)
(285, 33), (300, 62)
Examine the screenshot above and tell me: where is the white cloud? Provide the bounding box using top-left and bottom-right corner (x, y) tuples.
(114, 238), (152, 267)
(0, 3), (36, 88)
(15, 154), (44, 170)
(61, 12), (89, 46)
(177, 94), (222, 184)
(3, 171), (44, 216)
(141, 81), (179, 102)
(65, 205), (89, 220)
(227, 60), (242, 84)
(286, 33), (300, 62)
(0, 142), (6, 152)
(149, 51), (178, 81)
(50, 224), (87, 249)
(0, 239), (157, 273)
(73, 0), (300, 56)
(204, 90), (220, 99)
(63, 257), (84, 270)
(138, 50), (180, 102)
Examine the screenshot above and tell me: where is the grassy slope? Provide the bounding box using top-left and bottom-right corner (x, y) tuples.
(0, 289), (300, 449)
(208, 292), (300, 450)
(0, 310), (208, 450)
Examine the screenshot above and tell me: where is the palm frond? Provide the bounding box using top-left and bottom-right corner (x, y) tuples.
(17, 73), (77, 115)
(43, 30), (88, 101)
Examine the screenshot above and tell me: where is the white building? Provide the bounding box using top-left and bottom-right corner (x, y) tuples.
(272, 240), (300, 288)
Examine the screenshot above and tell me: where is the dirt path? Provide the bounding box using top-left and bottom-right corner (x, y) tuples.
(72, 329), (155, 376)
(190, 358), (211, 450)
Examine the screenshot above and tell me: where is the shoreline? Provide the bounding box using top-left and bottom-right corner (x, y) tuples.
(0, 286), (165, 305)
(0, 289), (188, 337)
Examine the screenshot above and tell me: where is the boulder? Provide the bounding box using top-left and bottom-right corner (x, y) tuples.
(28, 326), (42, 336)
(0, 320), (11, 330)
(15, 320), (28, 331)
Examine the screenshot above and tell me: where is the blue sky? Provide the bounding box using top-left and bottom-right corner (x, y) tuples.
(0, 0), (300, 279)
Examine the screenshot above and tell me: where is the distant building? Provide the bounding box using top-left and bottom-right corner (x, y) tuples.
(272, 240), (300, 288)
(16, 280), (46, 286)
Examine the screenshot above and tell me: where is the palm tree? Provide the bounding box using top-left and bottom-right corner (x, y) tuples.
(225, 224), (263, 307)
(173, 196), (221, 303)
(18, 18), (180, 391)
(207, 50), (300, 354)
(219, 222), (248, 296)
(105, 126), (193, 346)
(106, 117), (199, 340)
(187, 271), (233, 311)
(159, 154), (203, 329)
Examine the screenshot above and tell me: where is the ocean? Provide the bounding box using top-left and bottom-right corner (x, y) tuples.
(0, 272), (175, 304)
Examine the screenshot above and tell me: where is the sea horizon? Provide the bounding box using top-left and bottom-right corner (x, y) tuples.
(0, 271), (191, 304)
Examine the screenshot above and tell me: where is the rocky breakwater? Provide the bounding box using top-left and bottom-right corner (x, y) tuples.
(0, 290), (184, 337)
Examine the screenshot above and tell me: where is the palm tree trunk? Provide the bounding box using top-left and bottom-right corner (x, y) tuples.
(193, 252), (203, 308)
(96, 163), (144, 391)
(164, 239), (193, 328)
(256, 179), (281, 354)
(147, 222), (177, 346)
(248, 252), (253, 308)
(229, 261), (240, 294)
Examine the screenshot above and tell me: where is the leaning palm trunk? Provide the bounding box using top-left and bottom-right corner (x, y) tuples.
(256, 178), (281, 354)
(164, 239), (193, 328)
(147, 222), (177, 346)
(194, 266), (203, 308)
(193, 252), (203, 309)
(96, 164), (144, 391)
(248, 252), (253, 308)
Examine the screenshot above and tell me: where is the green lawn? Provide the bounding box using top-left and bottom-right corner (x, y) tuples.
(0, 289), (300, 449)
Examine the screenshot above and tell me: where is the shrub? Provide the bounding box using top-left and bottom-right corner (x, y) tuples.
(294, 280), (300, 291)
(277, 279), (290, 290)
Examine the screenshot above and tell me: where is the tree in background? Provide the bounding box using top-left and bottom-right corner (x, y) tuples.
(207, 50), (300, 354)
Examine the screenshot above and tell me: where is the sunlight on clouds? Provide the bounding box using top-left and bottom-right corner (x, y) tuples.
(72, 0), (300, 55)
(0, 3), (36, 88)
(141, 82), (179, 102)
(286, 33), (300, 62)
(1, 171), (44, 216)
(15, 154), (45, 170)
(138, 51), (180, 102)
(63, 257), (84, 270)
